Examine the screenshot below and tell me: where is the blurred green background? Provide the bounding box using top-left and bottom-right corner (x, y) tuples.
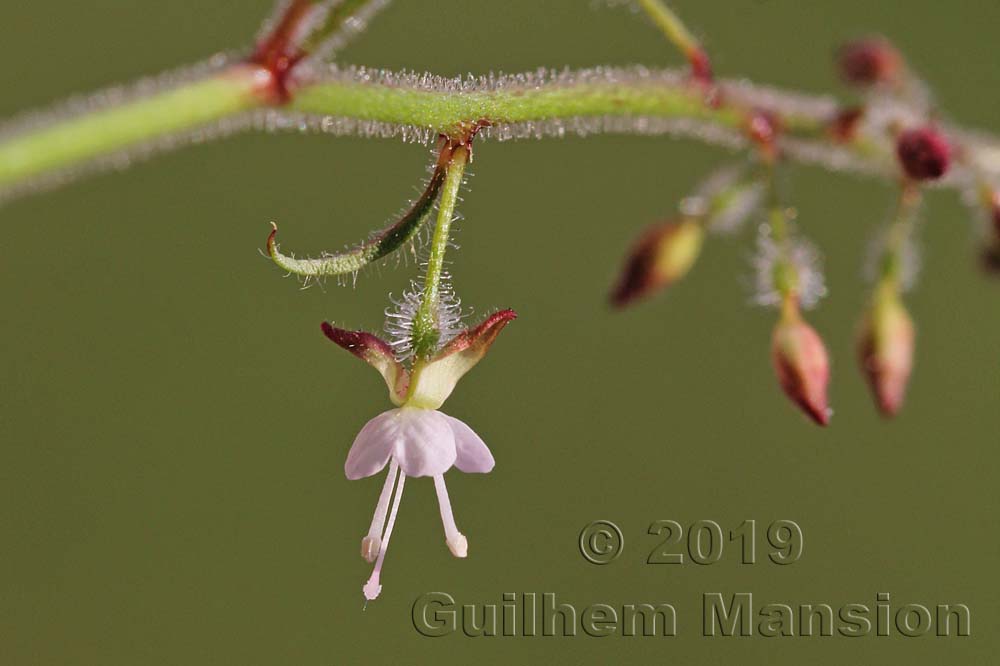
(1, 1), (998, 663)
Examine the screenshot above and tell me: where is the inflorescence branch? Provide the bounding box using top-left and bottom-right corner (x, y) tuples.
(2, 4), (1000, 201)
(2, 0), (998, 424)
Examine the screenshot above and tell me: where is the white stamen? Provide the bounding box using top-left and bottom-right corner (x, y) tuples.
(433, 474), (468, 558)
(363, 470), (406, 602)
(361, 459), (398, 562)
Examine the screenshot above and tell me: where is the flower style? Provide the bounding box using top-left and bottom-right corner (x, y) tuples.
(322, 309), (517, 603)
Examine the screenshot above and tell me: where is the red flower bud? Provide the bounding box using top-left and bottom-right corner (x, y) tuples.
(858, 291), (915, 417)
(837, 38), (902, 87)
(896, 127), (951, 181)
(610, 218), (705, 308)
(771, 305), (831, 426)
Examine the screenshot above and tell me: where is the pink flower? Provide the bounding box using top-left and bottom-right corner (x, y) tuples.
(322, 310), (516, 602)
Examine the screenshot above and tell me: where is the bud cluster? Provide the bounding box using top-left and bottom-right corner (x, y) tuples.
(604, 28), (989, 425)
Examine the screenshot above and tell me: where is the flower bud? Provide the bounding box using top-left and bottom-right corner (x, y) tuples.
(857, 290), (915, 417)
(837, 38), (902, 87)
(610, 218), (705, 308)
(771, 304), (831, 426)
(896, 127), (951, 181)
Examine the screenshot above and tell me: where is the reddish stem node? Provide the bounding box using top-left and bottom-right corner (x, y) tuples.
(688, 48), (713, 85)
(747, 110), (782, 161)
(249, 0), (314, 103)
(829, 107), (865, 143)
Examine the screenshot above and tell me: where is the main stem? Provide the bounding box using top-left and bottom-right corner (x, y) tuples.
(0, 65), (270, 196)
(411, 143), (469, 360)
(2, 64), (1000, 202)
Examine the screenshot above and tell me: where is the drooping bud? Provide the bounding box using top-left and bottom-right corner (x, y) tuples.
(857, 288), (915, 417)
(771, 300), (831, 426)
(837, 38), (902, 88)
(896, 127), (951, 181)
(610, 218), (705, 308)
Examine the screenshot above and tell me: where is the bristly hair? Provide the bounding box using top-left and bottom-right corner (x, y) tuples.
(863, 223), (922, 292)
(384, 278), (463, 361)
(751, 224), (828, 309)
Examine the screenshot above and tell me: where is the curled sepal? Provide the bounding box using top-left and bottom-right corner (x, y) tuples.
(771, 299), (831, 426)
(858, 287), (915, 418)
(610, 218), (704, 308)
(266, 158), (447, 278)
(405, 310), (518, 410)
(321, 323), (409, 405)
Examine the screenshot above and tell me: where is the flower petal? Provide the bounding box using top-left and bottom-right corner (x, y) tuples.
(390, 409), (457, 477)
(322, 323), (409, 405)
(444, 414), (495, 474)
(405, 310), (517, 410)
(344, 411), (398, 480)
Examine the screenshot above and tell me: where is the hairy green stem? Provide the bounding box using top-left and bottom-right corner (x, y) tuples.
(288, 70), (743, 137)
(411, 144), (468, 359)
(2, 63), (999, 202)
(762, 158), (798, 300)
(879, 184), (922, 289)
(637, 0), (706, 67)
(0, 66), (268, 193)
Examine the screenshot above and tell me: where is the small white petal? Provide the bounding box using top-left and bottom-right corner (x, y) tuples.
(344, 411), (397, 480)
(390, 409), (457, 477)
(444, 414), (495, 473)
